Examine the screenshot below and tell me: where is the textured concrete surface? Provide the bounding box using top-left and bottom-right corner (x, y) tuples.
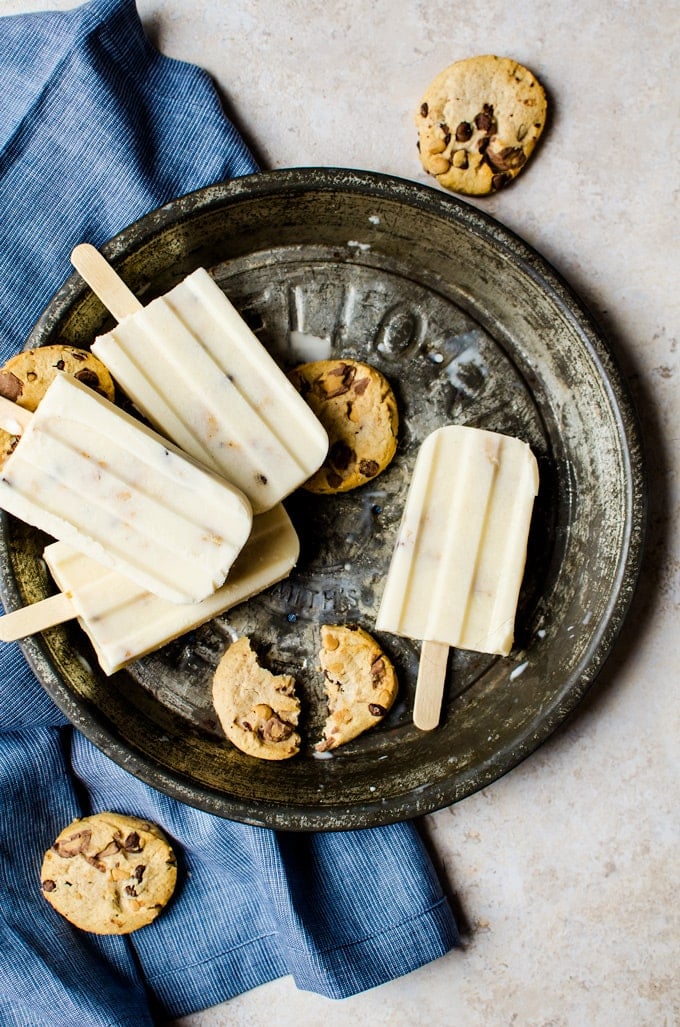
(3, 0), (678, 1024)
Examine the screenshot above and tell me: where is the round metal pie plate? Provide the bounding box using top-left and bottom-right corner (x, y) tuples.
(0, 169), (645, 830)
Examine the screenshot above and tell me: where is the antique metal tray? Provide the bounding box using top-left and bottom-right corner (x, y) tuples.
(0, 169), (645, 830)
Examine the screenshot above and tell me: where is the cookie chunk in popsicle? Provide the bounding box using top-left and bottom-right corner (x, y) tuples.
(71, 244), (329, 514)
(376, 425), (539, 730)
(0, 504), (298, 675)
(0, 374), (252, 605)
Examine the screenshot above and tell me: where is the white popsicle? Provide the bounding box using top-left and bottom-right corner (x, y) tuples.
(376, 425), (539, 730)
(72, 244), (329, 514)
(0, 374), (252, 604)
(0, 505), (298, 675)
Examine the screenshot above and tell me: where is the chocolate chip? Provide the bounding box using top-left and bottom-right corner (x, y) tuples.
(326, 471), (343, 489)
(0, 371), (23, 402)
(329, 440), (356, 471)
(455, 121), (473, 142)
(123, 832), (142, 853)
(53, 829), (92, 858)
(474, 103), (495, 133)
(134, 864), (146, 882)
(95, 839), (121, 859)
(370, 656), (386, 682)
(359, 458), (380, 478)
(353, 377), (370, 396)
(74, 368), (101, 389)
(487, 146), (527, 172)
(420, 102), (428, 117)
(41, 879), (57, 892)
(477, 136), (490, 154)
(315, 362), (357, 398)
(261, 715), (294, 743)
(85, 855), (107, 873)
(293, 372), (311, 397)
(124, 884), (138, 897)
(368, 704), (387, 717)
(70, 350), (87, 362)
(256, 473), (268, 485)
(53, 359), (65, 371)
(492, 173), (510, 191)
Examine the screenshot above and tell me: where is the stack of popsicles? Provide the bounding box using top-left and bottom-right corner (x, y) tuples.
(0, 244), (539, 735)
(0, 246), (328, 672)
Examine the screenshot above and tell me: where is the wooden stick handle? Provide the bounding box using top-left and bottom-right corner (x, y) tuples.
(71, 243), (143, 322)
(0, 591), (76, 642)
(0, 395), (32, 434)
(413, 639), (450, 731)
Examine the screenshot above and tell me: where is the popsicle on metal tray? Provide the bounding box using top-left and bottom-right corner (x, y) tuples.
(0, 374), (253, 605)
(0, 504), (298, 675)
(71, 244), (329, 514)
(376, 424), (539, 730)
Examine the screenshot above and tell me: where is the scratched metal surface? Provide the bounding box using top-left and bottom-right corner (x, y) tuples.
(0, 170), (645, 829)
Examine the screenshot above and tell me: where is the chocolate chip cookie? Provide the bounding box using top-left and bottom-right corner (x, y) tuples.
(415, 54), (547, 195)
(40, 812), (177, 934)
(288, 359), (398, 493)
(212, 636), (301, 760)
(0, 345), (115, 465)
(315, 624), (398, 751)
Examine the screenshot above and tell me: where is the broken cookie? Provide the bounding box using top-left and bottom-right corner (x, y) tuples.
(315, 624), (398, 752)
(212, 636), (301, 760)
(415, 54), (547, 195)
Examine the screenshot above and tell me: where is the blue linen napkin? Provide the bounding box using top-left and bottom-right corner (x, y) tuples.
(0, 1), (459, 1024)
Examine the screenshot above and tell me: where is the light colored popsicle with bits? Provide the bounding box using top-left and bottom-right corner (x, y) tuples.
(376, 424), (539, 730)
(71, 244), (329, 514)
(0, 505), (298, 675)
(0, 374), (252, 604)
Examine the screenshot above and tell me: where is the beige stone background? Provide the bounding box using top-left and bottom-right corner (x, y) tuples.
(2, 0), (678, 1024)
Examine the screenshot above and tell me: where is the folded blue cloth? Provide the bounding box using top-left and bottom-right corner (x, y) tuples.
(0, 1), (458, 1023)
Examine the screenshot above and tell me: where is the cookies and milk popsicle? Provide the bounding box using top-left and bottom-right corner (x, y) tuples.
(376, 425), (539, 730)
(71, 244), (329, 514)
(0, 504), (298, 675)
(0, 373), (253, 605)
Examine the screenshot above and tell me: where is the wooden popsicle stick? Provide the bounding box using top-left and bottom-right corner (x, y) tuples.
(413, 639), (450, 731)
(70, 243), (143, 322)
(0, 591), (76, 642)
(0, 395), (32, 435)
